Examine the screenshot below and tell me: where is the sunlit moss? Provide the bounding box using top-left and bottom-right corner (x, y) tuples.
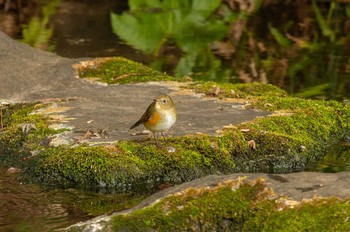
(188, 81), (288, 99)
(31, 133), (242, 190)
(191, 82), (350, 172)
(75, 179), (350, 231)
(75, 57), (178, 84)
(262, 198), (350, 231)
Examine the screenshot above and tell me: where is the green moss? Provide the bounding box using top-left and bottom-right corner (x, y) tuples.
(262, 198), (350, 231)
(243, 98), (349, 170)
(0, 103), (58, 167)
(188, 81), (287, 99)
(32, 132), (245, 189)
(32, 145), (145, 188)
(76, 57), (178, 84)
(1, 102), (242, 190)
(108, 179), (267, 231)
(93, 179), (350, 231)
(191, 82), (350, 172)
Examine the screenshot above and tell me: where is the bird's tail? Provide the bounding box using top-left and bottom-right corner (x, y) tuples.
(130, 120), (142, 130)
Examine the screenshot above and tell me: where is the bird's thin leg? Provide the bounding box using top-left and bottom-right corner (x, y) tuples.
(153, 132), (161, 147)
(161, 132), (166, 140)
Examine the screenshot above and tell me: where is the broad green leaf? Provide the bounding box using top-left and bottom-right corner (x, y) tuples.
(192, 0), (221, 18)
(175, 20), (228, 53)
(111, 12), (167, 53)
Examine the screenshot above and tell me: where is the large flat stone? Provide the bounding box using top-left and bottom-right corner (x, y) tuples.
(0, 31), (269, 142)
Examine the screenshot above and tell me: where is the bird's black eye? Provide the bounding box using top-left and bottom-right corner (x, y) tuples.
(162, 99), (167, 103)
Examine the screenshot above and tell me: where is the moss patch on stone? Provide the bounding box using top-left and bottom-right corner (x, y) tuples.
(73, 178), (350, 231)
(75, 57), (178, 84)
(192, 82), (350, 172)
(31, 132), (243, 190)
(0, 103), (58, 167)
(188, 81), (288, 99)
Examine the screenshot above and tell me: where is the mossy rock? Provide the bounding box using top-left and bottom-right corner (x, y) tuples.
(192, 81), (350, 171)
(66, 178), (350, 231)
(1, 82), (349, 190)
(30, 132), (241, 190)
(74, 57), (178, 84)
(0, 103), (59, 167)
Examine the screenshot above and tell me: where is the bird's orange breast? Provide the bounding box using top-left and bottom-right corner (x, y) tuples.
(145, 111), (160, 127)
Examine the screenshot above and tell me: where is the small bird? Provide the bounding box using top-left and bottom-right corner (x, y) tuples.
(130, 94), (177, 145)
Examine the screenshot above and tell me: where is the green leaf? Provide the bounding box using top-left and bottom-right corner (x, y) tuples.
(22, 17), (52, 48)
(295, 84), (331, 98)
(191, 0), (221, 17)
(111, 0), (228, 55)
(175, 20), (228, 52)
(175, 53), (198, 78)
(268, 24), (291, 47)
(20, 0), (59, 49)
(110, 12), (167, 53)
(162, 0), (191, 10)
(311, 0), (335, 41)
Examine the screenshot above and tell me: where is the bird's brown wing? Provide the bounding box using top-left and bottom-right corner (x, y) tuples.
(130, 101), (155, 129)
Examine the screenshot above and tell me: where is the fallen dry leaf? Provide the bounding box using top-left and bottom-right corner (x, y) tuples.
(83, 130), (94, 139)
(22, 123), (37, 135)
(209, 85), (221, 96)
(6, 167), (22, 174)
(248, 140), (256, 149)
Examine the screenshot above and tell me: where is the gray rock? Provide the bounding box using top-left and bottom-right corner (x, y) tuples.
(65, 172), (350, 231)
(0, 31), (269, 143)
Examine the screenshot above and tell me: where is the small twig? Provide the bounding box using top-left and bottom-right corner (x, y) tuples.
(113, 73), (145, 82)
